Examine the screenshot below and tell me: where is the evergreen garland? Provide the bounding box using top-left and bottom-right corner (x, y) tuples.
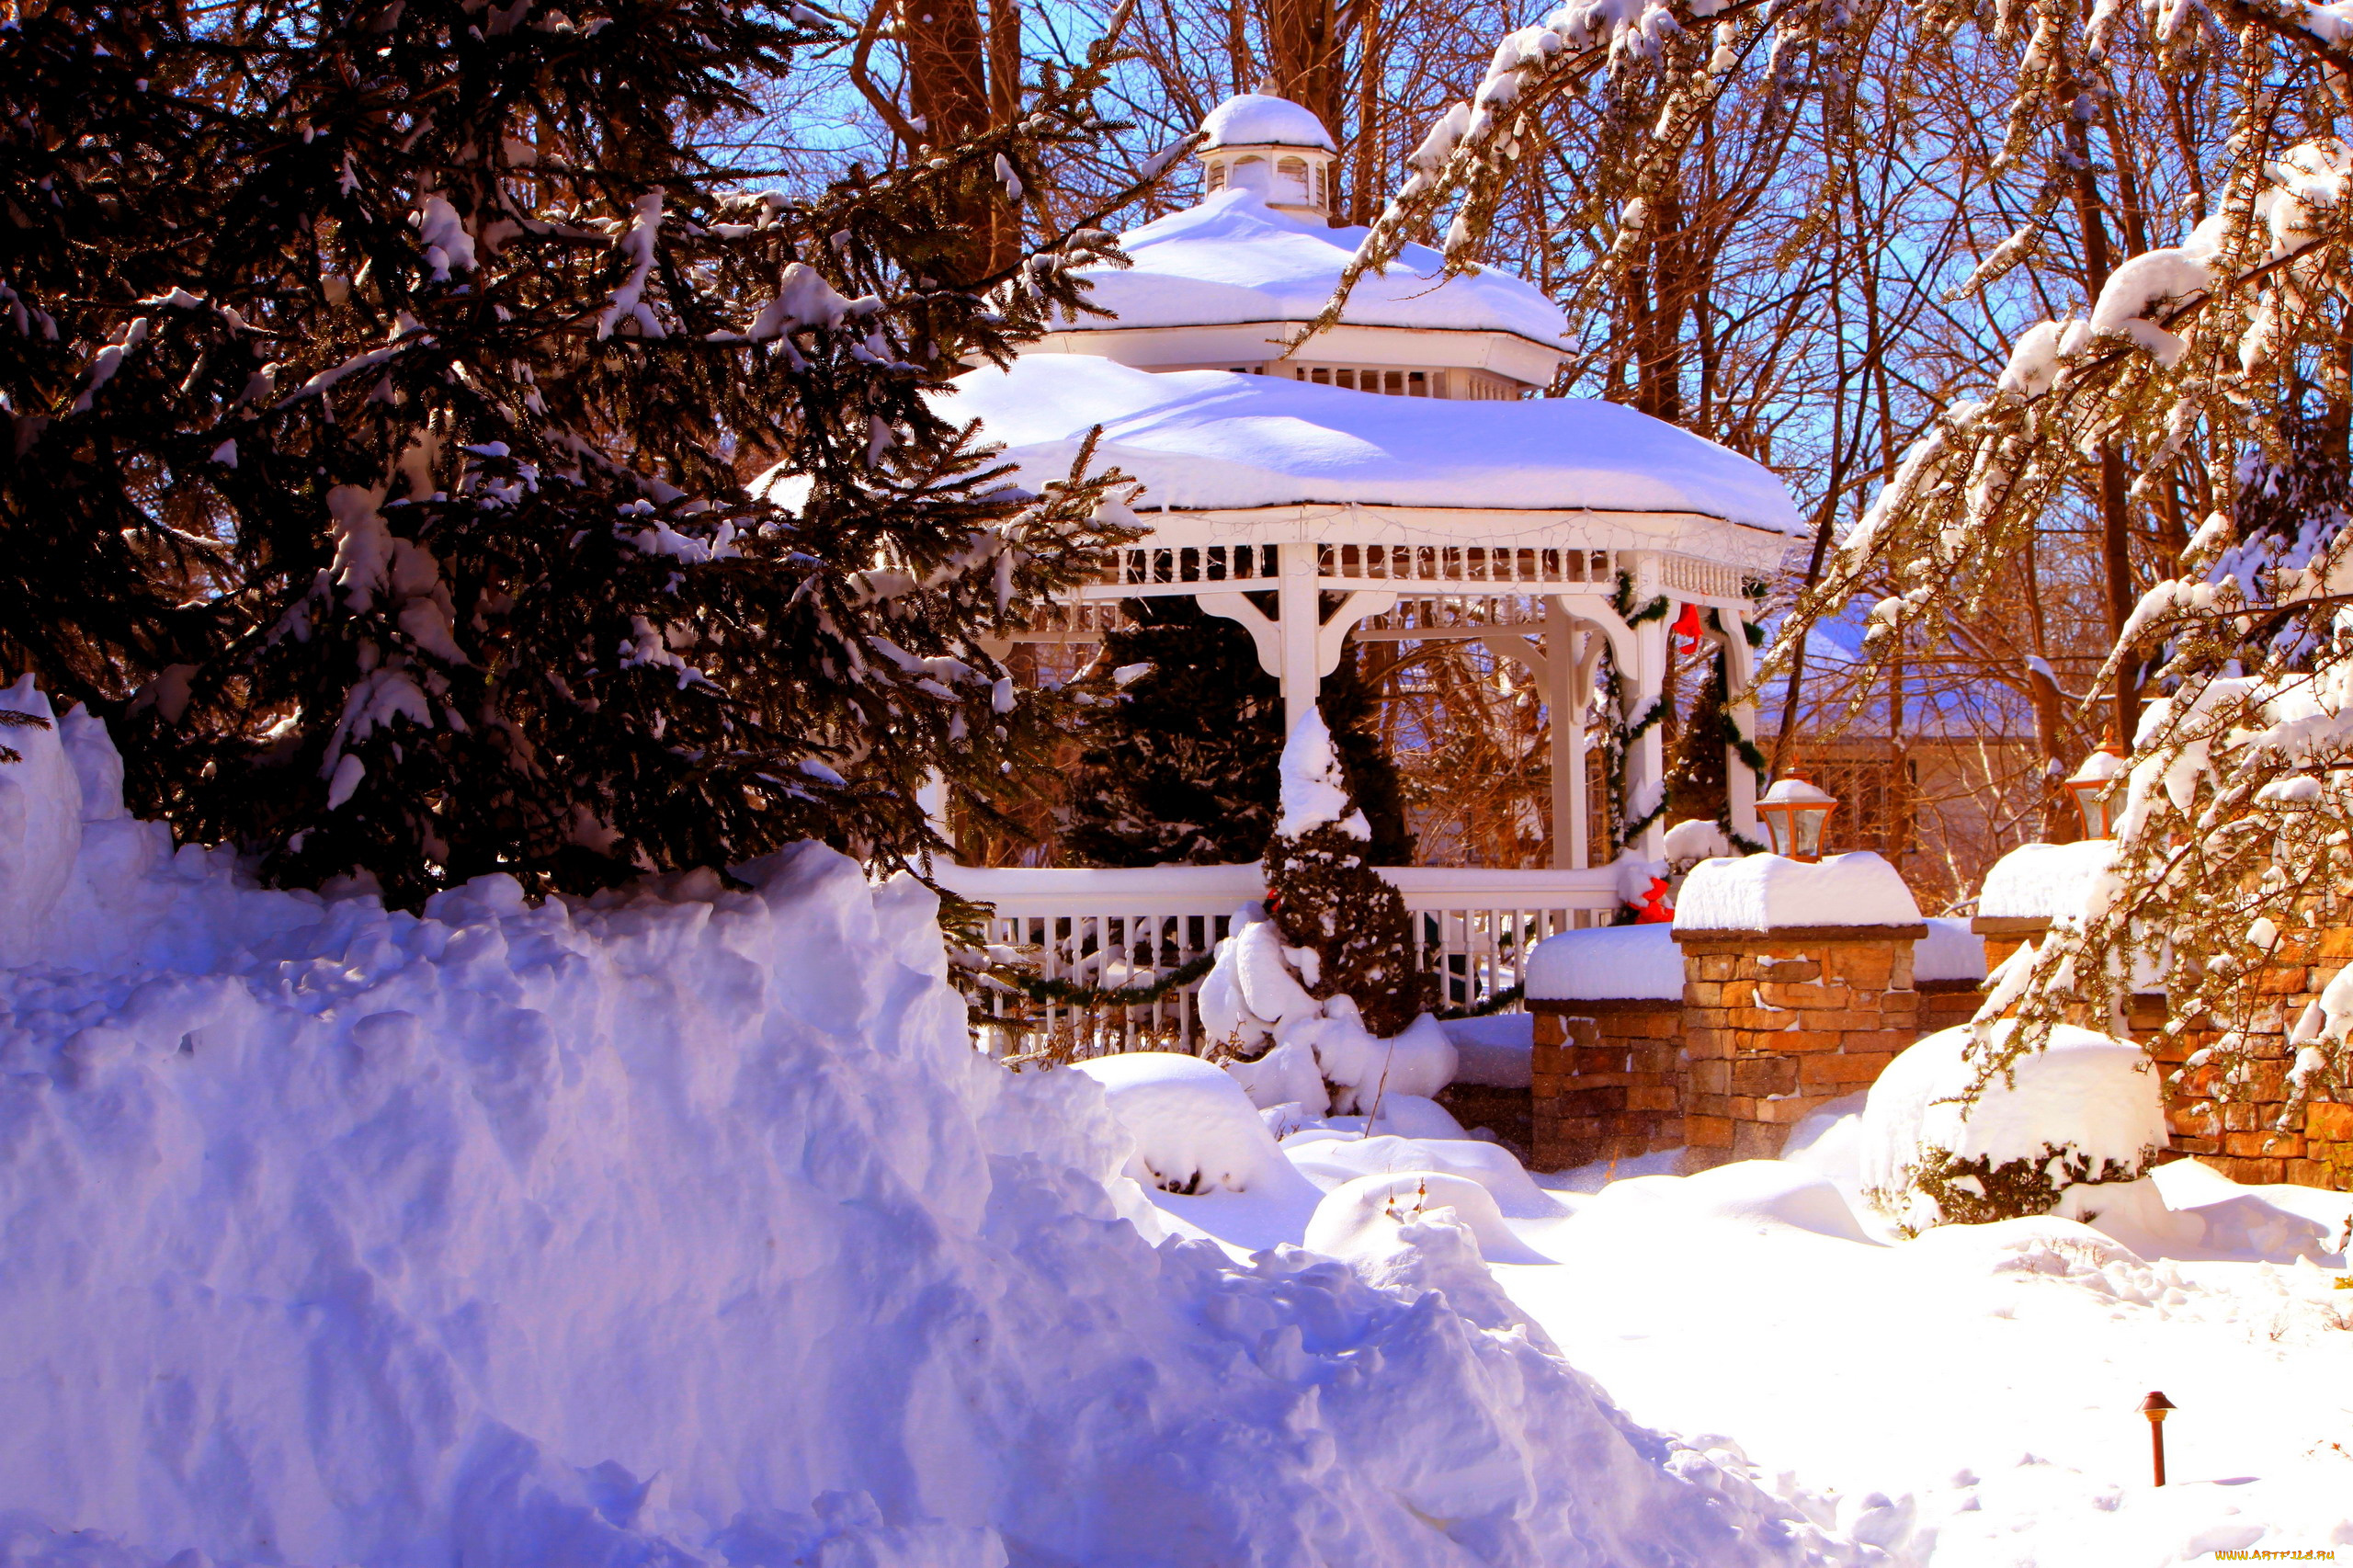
(3, 0), (1159, 909)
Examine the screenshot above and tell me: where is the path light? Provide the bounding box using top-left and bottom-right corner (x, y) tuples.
(2064, 732), (2129, 840)
(1756, 776), (1837, 863)
(2141, 1390), (2175, 1485)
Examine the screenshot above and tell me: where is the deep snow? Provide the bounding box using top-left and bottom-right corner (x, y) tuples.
(0, 684), (1847, 1567)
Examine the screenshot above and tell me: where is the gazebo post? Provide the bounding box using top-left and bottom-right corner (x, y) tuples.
(1277, 541), (1322, 733)
(1720, 607), (1762, 845)
(1545, 597), (1587, 870)
(1626, 563), (1669, 860)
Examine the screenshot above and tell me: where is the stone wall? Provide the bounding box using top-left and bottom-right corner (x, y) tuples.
(2156, 931), (2353, 1188)
(1972, 915), (2351, 1189)
(1524, 915), (2353, 1191)
(1528, 1001), (1681, 1171)
(1675, 926), (1925, 1168)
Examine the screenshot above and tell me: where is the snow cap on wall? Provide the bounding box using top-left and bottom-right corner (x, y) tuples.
(1672, 850), (1923, 933)
(1977, 837), (2118, 923)
(1199, 92), (1336, 151)
(1524, 924), (1684, 1002)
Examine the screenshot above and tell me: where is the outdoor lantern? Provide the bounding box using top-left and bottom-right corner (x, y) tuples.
(2064, 733), (2129, 840)
(1756, 776), (1838, 862)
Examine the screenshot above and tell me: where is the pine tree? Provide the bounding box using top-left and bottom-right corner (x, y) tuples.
(3, 0), (1150, 909)
(1063, 597), (1411, 865)
(1262, 714), (1431, 1037)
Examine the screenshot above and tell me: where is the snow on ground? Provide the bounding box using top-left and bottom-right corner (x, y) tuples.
(0, 687), (1850, 1567)
(1135, 1075), (2353, 1567)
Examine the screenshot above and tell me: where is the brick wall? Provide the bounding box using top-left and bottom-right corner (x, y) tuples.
(2157, 930), (2353, 1188)
(1528, 1001), (1681, 1171)
(1970, 917), (2350, 1191)
(1675, 927), (1924, 1168)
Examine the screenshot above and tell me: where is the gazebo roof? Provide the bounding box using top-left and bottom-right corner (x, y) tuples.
(941, 354), (1804, 535)
(1051, 187), (1569, 349)
(1198, 92), (1336, 150)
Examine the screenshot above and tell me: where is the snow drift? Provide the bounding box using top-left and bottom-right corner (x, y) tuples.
(0, 680), (1836, 1566)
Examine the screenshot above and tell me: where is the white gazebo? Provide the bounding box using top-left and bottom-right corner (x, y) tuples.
(933, 94), (1805, 1037)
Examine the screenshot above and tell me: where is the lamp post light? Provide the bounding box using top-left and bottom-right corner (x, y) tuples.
(2141, 1390), (2175, 1485)
(1756, 776), (1838, 863)
(2063, 733), (2129, 840)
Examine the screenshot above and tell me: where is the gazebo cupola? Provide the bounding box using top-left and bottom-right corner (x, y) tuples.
(1196, 88), (1337, 220)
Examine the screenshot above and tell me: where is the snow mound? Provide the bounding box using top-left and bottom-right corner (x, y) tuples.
(1304, 1171), (1537, 1263)
(0, 689), (1847, 1567)
(1673, 850), (1922, 933)
(941, 353), (1805, 534)
(1525, 923), (1684, 1001)
(1585, 1162), (1871, 1244)
(1072, 1051), (1282, 1194)
(1283, 1131), (1568, 1219)
(1976, 837), (2117, 922)
(1860, 1023), (2168, 1233)
(1199, 91), (1335, 149)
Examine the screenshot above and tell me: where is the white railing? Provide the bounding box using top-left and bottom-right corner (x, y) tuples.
(934, 861), (1621, 1055)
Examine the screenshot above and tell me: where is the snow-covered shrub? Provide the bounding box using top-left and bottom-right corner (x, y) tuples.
(1070, 1051), (1283, 1194)
(1304, 1171), (1528, 1263)
(1256, 712), (1433, 1036)
(1284, 1131), (1566, 1219)
(1200, 716), (1453, 1118)
(1861, 1023), (2169, 1234)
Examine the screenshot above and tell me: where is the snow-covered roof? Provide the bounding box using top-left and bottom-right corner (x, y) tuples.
(1058, 188), (1569, 347)
(1199, 93), (1336, 151)
(940, 355), (1805, 532)
(1672, 851), (1923, 933)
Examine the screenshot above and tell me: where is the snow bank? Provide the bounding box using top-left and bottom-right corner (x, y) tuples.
(1859, 1023), (2169, 1233)
(1524, 923), (1683, 1001)
(1915, 916), (1987, 983)
(1976, 837), (2117, 922)
(1672, 851), (1921, 933)
(0, 692), (1835, 1567)
(941, 352), (1806, 534)
(1072, 1051), (1281, 1194)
